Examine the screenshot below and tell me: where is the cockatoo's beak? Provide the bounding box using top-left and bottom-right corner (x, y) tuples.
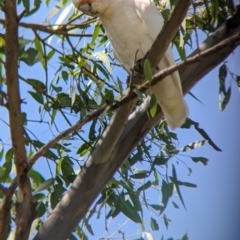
(72, 1), (95, 16)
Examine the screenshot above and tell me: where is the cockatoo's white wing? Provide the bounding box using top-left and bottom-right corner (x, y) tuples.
(134, 0), (163, 45)
(134, 0), (188, 129)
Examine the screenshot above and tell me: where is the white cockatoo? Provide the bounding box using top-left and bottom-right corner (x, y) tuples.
(72, 0), (188, 129)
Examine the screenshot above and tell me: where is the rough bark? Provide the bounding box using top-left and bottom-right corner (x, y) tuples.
(5, 1), (35, 239)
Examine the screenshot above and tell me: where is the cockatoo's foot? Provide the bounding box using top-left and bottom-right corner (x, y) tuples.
(133, 58), (144, 74)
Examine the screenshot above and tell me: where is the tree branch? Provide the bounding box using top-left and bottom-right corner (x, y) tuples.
(28, 104), (107, 168)
(0, 179), (17, 240)
(0, 17), (99, 37)
(5, 1), (35, 239)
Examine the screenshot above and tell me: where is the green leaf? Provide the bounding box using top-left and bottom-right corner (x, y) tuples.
(128, 151), (142, 166)
(176, 181), (197, 188)
(150, 204), (162, 211)
(172, 201), (179, 209)
(36, 201), (46, 218)
(144, 59), (152, 82)
(210, 0), (219, 23)
(77, 143), (91, 157)
(0, 155), (12, 183)
(118, 195), (142, 224)
(236, 76), (240, 92)
(128, 191), (142, 212)
(5, 148), (13, 162)
(34, 36), (43, 56)
(130, 170), (149, 179)
(31, 140), (58, 160)
(91, 24), (100, 45)
(181, 118), (221, 151)
(137, 180), (152, 192)
(21, 112), (27, 126)
(220, 86), (231, 111)
(47, 50), (55, 61)
(149, 95), (157, 118)
(191, 157), (208, 165)
(0, 147), (3, 162)
(160, 180), (173, 213)
(50, 184), (65, 209)
(172, 164), (186, 210)
(29, 169), (45, 187)
(18, 38), (31, 50)
(62, 71), (68, 81)
(76, 226), (88, 240)
(61, 157), (74, 176)
(163, 214), (169, 229)
(83, 218), (94, 236)
(218, 63), (230, 111)
(28, 91), (44, 104)
(153, 156), (169, 165)
(152, 169), (159, 186)
(20, 47), (43, 66)
(22, 0), (30, 12)
(44, 149), (58, 160)
(34, 178), (54, 193)
(188, 91), (203, 105)
(26, 79), (46, 91)
(150, 217), (159, 231)
(25, 0), (42, 17)
(33, 193), (46, 201)
(181, 232), (189, 240)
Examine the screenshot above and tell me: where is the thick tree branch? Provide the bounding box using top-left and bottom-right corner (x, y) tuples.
(5, 1), (35, 239)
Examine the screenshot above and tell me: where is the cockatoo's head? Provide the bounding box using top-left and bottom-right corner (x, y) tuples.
(72, 0), (109, 16)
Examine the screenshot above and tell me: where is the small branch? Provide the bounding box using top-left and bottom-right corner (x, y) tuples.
(18, 9), (26, 22)
(28, 104), (107, 168)
(0, 18), (99, 37)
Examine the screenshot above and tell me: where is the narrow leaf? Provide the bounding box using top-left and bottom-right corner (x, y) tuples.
(150, 217), (159, 231)
(172, 164), (186, 210)
(34, 178), (54, 193)
(191, 157), (208, 165)
(144, 59), (152, 82)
